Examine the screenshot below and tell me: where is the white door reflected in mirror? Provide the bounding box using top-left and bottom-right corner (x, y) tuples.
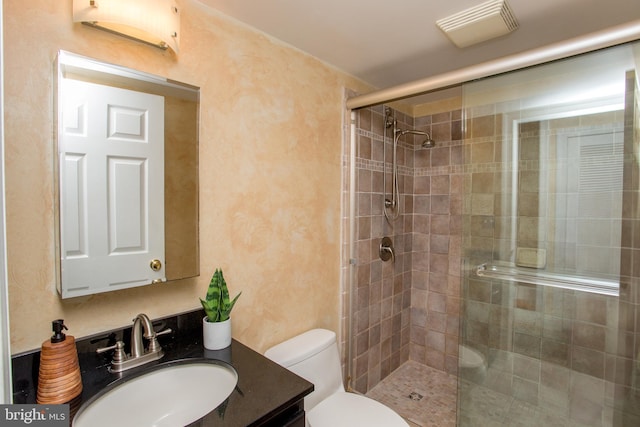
(58, 78), (165, 298)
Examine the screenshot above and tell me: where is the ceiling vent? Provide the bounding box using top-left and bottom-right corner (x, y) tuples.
(436, 0), (519, 48)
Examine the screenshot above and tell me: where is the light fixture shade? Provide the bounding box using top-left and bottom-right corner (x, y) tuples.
(73, 0), (180, 53)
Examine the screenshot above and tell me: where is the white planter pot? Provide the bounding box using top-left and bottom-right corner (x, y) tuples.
(202, 317), (232, 350)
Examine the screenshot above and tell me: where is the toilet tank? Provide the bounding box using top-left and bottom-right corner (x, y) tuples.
(264, 329), (345, 411)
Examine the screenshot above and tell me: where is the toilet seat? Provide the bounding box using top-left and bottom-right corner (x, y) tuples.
(307, 391), (409, 427)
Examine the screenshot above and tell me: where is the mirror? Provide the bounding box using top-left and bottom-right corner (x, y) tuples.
(55, 51), (199, 298)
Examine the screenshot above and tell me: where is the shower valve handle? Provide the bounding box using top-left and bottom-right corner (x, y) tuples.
(379, 237), (395, 263)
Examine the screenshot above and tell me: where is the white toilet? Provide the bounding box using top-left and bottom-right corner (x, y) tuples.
(458, 344), (487, 383)
(458, 344), (486, 369)
(265, 329), (409, 427)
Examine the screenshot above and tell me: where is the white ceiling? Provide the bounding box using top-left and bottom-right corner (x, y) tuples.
(197, 0), (640, 99)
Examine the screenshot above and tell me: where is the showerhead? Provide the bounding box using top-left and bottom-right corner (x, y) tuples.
(397, 129), (436, 149)
(421, 137), (436, 148)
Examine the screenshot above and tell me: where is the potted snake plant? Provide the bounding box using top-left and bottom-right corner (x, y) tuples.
(200, 268), (242, 350)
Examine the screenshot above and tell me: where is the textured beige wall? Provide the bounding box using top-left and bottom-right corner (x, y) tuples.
(4, 0), (370, 354)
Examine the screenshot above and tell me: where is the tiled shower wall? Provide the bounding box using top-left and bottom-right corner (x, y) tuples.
(350, 104), (463, 393)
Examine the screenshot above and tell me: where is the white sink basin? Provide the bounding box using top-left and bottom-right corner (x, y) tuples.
(73, 360), (238, 427)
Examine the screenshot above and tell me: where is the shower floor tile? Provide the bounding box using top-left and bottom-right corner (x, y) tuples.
(366, 361), (457, 427)
(366, 361), (637, 426)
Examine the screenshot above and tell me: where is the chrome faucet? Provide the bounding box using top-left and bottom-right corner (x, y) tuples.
(97, 313), (172, 373)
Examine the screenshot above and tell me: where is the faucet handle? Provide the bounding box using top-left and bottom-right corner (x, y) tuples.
(147, 328), (172, 353)
(96, 340), (127, 364)
(156, 328), (172, 338)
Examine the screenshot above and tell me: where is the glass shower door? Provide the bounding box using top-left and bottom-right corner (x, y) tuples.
(458, 41), (640, 426)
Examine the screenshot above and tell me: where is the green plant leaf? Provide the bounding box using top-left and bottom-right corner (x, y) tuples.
(206, 269), (222, 304)
(201, 268), (241, 322)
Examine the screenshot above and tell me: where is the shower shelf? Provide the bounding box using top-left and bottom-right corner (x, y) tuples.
(474, 263), (619, 296)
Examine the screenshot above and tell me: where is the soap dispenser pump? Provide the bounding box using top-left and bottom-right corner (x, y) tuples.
(50, 319), (67, 343)
(36, 319), (83, 404)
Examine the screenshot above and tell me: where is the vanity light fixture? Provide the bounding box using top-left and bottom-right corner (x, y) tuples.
(72, 0), (180, 53)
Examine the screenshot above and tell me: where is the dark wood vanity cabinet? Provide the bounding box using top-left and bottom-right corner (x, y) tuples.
(256, 398), (305, 426)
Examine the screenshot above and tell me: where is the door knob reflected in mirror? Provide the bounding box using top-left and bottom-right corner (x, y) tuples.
(150, 259), (162, 271)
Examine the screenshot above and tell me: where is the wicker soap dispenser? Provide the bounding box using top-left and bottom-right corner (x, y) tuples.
(36, 319), (83, 404)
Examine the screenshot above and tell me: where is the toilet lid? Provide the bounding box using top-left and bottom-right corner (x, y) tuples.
(307, 392), (409, 427)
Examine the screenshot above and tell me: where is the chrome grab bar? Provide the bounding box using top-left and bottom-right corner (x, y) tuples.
(474, 263), (619, 296)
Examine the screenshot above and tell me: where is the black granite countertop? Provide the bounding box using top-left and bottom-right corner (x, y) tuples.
(12, 309), (314, 426)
